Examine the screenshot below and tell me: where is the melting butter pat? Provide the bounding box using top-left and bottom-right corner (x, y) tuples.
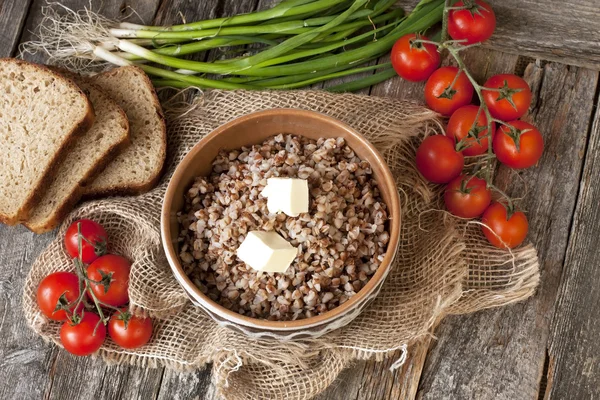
(261, 178), (309, 217)
(237, 231), (298, 273)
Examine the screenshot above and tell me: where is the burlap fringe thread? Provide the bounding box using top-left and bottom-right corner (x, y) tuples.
(23, 90), (540, 400)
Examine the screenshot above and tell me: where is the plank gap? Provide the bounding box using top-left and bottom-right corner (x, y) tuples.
(152, 365), (166, 400)
(43, 347), (59, 400)
(536, 349), (550, 400)
(514, 56), (536, 78)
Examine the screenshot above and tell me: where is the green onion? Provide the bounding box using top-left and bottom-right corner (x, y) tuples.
(112, 0), (369, 75)
(116, 36), (281, 60)
(327, 67), (397, 92)
(110, 8), (380, 40)
(267, 62), (392, 89)
(222, 54), (382, 85)
(231, 1), (444, 76)
(242, 18), (403, 70)
(119, 0), (348, 31)
(56, 0), (445, 92)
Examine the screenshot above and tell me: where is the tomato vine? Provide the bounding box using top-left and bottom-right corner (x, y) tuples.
(390, 0), (544, 249)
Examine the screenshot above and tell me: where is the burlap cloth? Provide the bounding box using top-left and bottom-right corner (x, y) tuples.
(23, 90), (540, 400)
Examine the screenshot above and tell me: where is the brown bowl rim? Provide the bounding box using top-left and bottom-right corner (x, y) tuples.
(161, 108), (401, 331)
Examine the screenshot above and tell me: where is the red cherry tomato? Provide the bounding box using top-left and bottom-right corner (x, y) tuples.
(493, 121), (544, 169)
(64, 219), (108, 264)
(425, 66), (474, 116)
(482, 74), (532, 121)
(108, 310), (153, 349)
(481, 202), (529, 249)
(448, 0), (496, 45)
(87, 255), (131, 307)
(446, 105), (495, 156)
(416, 135), (465, 184)
(444, 175), (491, 218)
(60, 312), (106, 356)
(37, 272), (82, 321)
(391, 33), (440, 82)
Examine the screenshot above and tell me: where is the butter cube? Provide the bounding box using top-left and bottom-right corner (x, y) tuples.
(237, 231), (298, 273)
(261, 178), (309, 217)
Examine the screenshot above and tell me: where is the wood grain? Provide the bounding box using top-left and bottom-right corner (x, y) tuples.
(0, 0), (31, 57)
(0, 227), (56, 400)
(0, 4), (56, 400)
(1, 1), (600, 400)
(0, 2), (165, 400)
(156, 368), (218, 400)
(485, 0), (600, 70)
(398, 0), (600, 70)
(45, 357), (163, 400)
(417, 57), (599, 399)
(546, 95), (600, 398)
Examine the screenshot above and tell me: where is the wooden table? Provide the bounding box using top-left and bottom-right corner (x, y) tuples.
(1, 1), (599, 399)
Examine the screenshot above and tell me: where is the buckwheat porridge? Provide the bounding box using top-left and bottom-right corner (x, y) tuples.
(177, 134), (390, 321)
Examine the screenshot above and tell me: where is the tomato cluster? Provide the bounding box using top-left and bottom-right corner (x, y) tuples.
(391, 0), (542, 249)
(37, 219), (153, 356)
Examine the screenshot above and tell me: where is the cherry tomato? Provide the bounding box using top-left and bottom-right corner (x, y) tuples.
(37, 272), (82, 321)
(108, 310), (153, 349)
(87, 255), (131, 307)
(482, 74), (532, 121)
(481, 202), (529, 249)
(448, 0), (496, 45)
(444, 175), (491, 218)
(60, 312), (106, 356)
(425, 66), (474, 116)
(391, 33), (440, 82)
(416, 135), (465, 184)
(493, 121), (544, 169)
(64, 219), (107, 264)
(446, 105), (495, 156)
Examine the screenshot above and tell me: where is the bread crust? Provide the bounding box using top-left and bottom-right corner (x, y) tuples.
(23, 72), (131, 232)
(0, 58), (95, 225)
(24, 132), (130, 233)
(82, 66), (167, 198)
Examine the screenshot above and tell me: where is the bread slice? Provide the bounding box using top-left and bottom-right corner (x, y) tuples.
(0, 58), (94, 225)
(24, 74), (130, 233)
(84, 66), (166, 197)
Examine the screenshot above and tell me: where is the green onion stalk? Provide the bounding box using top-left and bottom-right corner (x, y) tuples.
(86, 0), (445, 92)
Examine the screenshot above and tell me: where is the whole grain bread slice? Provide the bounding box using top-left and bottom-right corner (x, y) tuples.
(0, 58), (94, 225)
(24, 74), (130, 233)
(84, 66), (166, 197)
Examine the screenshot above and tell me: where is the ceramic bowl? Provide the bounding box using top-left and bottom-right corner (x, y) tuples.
(161, 109), (400, 340)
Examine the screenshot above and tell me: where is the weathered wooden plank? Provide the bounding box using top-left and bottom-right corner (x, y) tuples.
(416, 58), (599, 399)
(2, 2), (598, 400)
(397, 0), (600, 70)
(46, 357), (163, 400)
(484, 0), (600, 70)
(156, 368), (216, 400)
(0, 3), (60, 400)
(0, 0), (32, 57)
(0, 2), (165, 400)
(546, 91), (600, 398)
(0, 227), (57, 400)
(313, 343), (431, 400)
